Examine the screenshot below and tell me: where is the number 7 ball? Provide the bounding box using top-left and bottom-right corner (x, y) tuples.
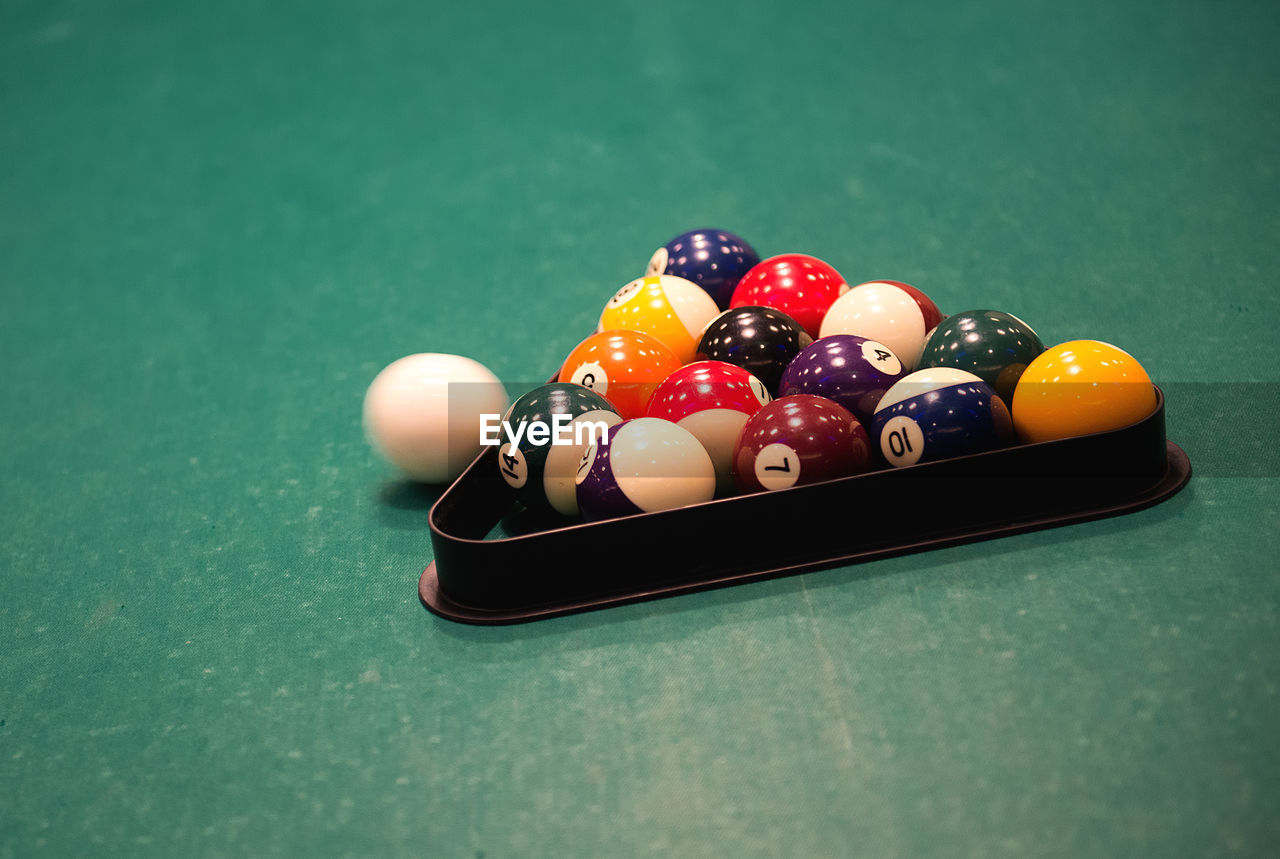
(732, 395), (872, 493)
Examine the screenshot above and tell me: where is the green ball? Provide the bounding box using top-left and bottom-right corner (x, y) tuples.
(496, 383), (619, 514)
(918, 310), (1046, 405)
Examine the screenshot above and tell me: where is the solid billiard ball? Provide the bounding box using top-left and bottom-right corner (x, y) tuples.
(646, 228), (761, 310)
(558, 329), (683, 420)
(695, 305), (813, 396)
(646, 360), (772, 495)
(575, 418), (716, 521)
(778, 333), (909, 427)
(733, 395), (871, 493)
(495, 383), (620, 514)
(1011, 340), (1158, 444)
(729, 254), (850, 340)
(819, 280), (945, 370)
(917, 309), (1046, 405)
(871, 368), (1013, 467)
(363, 353), (509, 484)
(597, 274), (721, 364)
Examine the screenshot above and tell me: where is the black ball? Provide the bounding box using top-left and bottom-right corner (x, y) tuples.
(696, 306), (813, 395)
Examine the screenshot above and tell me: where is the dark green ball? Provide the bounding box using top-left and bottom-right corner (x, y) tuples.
(496, 383), (619, 513)
(918, 310), (1046, 405)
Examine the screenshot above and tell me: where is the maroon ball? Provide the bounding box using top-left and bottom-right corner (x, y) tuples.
(732, 395), (872, 493)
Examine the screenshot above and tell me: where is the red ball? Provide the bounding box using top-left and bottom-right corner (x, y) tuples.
(732, 394), (872, 493)
(647, 360), (772, 495)
(729, 254), (850, 340)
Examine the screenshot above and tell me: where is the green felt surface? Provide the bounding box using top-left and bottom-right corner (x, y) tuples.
(3, 0), (1279, 855)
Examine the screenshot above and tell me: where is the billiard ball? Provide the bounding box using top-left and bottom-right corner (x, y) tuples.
(541, 410), (624, 517)
(695, 306), (813, 396)
(495, 383), (620, 515)
(558, 329), (683, 420)
(729, 254), (850, 340)
(733, 395), (871, 493)
(597, 274), (721, 364)
(575, 418), (716, 521)
(917, 309), (1046, 405)
(871, 368), (1013, 467)
(363, 353), (509, 484)
(778, 333), (909, 428)
(646, 361), (772, 495)
(819, 280), (945, 370)
(646, 228), (761, 310)
(1011, 340), (1158, 444)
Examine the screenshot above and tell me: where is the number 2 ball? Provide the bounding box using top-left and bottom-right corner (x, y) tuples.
(646, 227), (761, 310)
(871, 368), (1013, 467)
(733, 395), (871, 493)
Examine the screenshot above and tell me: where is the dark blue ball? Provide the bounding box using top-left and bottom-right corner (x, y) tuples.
(647, 228), (760, 310)
(871, 369), (1013, 467)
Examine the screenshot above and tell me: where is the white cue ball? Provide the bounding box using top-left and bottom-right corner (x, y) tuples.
(363, 353), (509, 484)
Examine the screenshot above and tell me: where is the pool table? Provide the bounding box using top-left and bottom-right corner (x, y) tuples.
(3, 0), (1278, 854)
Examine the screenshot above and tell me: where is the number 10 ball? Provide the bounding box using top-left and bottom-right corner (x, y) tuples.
(871, 368), (1012, 467)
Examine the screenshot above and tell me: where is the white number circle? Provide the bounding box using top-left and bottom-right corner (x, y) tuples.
(880, 415), (925, 467)
(568, 361), (608, 396)
(754, 442), (800, 490)
(607, 278), (646, 308)
(861, 339), (903, 376)
(497, 442), (528, 489)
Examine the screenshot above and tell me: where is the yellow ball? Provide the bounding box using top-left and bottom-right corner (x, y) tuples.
(1011, 340), (1158, 443)
(597, 274), (720, 364)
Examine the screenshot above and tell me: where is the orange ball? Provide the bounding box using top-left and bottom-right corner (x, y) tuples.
(597, 275), (720, 364)
(558, 330), (683, 419)
(1011, 340), (1158, 443)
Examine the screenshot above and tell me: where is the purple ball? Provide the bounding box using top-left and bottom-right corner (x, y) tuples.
(575, 418), (716, 522)
(779, 334), (909, 427)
